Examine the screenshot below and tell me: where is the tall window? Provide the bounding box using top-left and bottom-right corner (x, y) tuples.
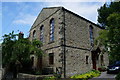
(89, 25), (94, 46)
(86, 56), (89, 64)
(40, 25), (44, 42)
(50, 18), (54, 42)
(49, 53), (54, 65)
(33, 30), (36, 40)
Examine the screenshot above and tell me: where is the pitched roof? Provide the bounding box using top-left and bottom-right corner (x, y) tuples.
(30, 6), (103, 31)
(30, 7), (62, 30)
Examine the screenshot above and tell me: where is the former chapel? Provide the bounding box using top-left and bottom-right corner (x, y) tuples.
(29, 7), (109, 77)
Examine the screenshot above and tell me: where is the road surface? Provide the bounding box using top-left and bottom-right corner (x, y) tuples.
(89, 71), (116, 80)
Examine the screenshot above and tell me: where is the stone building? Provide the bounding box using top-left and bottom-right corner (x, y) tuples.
(29, 7), (109, 77)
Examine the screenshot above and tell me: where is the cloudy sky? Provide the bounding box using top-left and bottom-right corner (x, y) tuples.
(1, 1), (111, 42)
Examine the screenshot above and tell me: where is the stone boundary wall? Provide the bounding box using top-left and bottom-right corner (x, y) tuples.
(18, 73), (53, 79)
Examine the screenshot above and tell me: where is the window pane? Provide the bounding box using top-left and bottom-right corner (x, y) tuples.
(33, 30), (36, 39)
(50, 19), (54, 42)
(40, 25), (44, 42)
(89, 26), (94, 46)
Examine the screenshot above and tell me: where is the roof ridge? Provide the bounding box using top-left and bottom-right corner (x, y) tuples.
(43, 6), (64, 9)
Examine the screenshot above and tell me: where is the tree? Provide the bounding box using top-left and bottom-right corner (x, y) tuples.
(2, 31), (43, 77)
(107, 13), (120, 62)
(97, 2), (120, 63)
(98, 1), (120, 27)
(2, 31), (18, 67)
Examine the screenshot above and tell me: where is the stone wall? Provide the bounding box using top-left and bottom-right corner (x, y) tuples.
(64, 9), (109, 77)
(64, 10), (102, 49)
(29, 7), (109, 78)
(65, 47), (92, 77)
(29, 7), (64, 73)
(42, 47), (63, 70)
(18, 73), (53, 79)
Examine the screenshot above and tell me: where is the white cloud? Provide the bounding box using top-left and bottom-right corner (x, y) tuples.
(12, 2), (105, 26)
(2, 0), (111, 2)
(12, 13), (37, 25)
(46, 2), (105, 23)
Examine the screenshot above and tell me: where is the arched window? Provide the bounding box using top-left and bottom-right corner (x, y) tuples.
(40, 25), (44, 42)
(89, 25), (94, 46)
(50, 18), (54, 42)
(33, 30), (36, 40)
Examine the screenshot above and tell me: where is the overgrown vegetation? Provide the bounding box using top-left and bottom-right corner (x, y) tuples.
(43, 76), (56, 80)
(98, 2), (120, 27)
(43, 70), (100, 80)
(97, 1), (120, 64)
(70, 70), (101, 80)
(97, 1), (120, 78)
(116, 72), (120, 80)
(2, 31), (43, 77)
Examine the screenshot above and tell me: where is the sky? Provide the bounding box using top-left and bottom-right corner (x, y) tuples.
(1, 1), (111, 42)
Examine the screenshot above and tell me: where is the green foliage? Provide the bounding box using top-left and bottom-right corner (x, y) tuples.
(42, 70), (100, 80)
(31, 39), (43, 57)
(2, 31), (18, 67)
(42, 72), (61, 80)
(107, 13), (120, 62)
(34, 70), (42, 75)
(70, 70), (101, 80)
(98, 2), (120, 27)
(95, 30), (108, 47)
(97, 2), (120, 63)
(2, 31), (43, 68)
(115, 72), (120, 80)
(43, 76), (56, 80)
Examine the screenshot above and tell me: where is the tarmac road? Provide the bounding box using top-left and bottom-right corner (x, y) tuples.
(89, 71), (117, 80)
(97, 71), (116, 78)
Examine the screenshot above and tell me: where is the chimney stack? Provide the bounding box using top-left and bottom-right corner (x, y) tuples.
(18, 32), (24, 39)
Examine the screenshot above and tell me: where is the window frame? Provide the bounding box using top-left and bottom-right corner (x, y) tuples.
(40, 25), (44, 42)
(49, 18), (55, 42)
(89, 25), (94, 46)
(33, 30), (36, 40)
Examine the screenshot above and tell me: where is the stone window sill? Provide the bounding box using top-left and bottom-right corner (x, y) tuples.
(48, 41), (54, 44)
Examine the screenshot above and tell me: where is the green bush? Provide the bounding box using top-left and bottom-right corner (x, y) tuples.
(42, 72), (61, 80)
(70, 70), (101, 80)
(43, 76), (56, 80)
(116, 72), (120, 80)
(35, 71), (42, 75)
(42, 70), (101, 80)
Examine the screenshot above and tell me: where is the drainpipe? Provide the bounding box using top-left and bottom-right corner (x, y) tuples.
(63, 7), (66, 78)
